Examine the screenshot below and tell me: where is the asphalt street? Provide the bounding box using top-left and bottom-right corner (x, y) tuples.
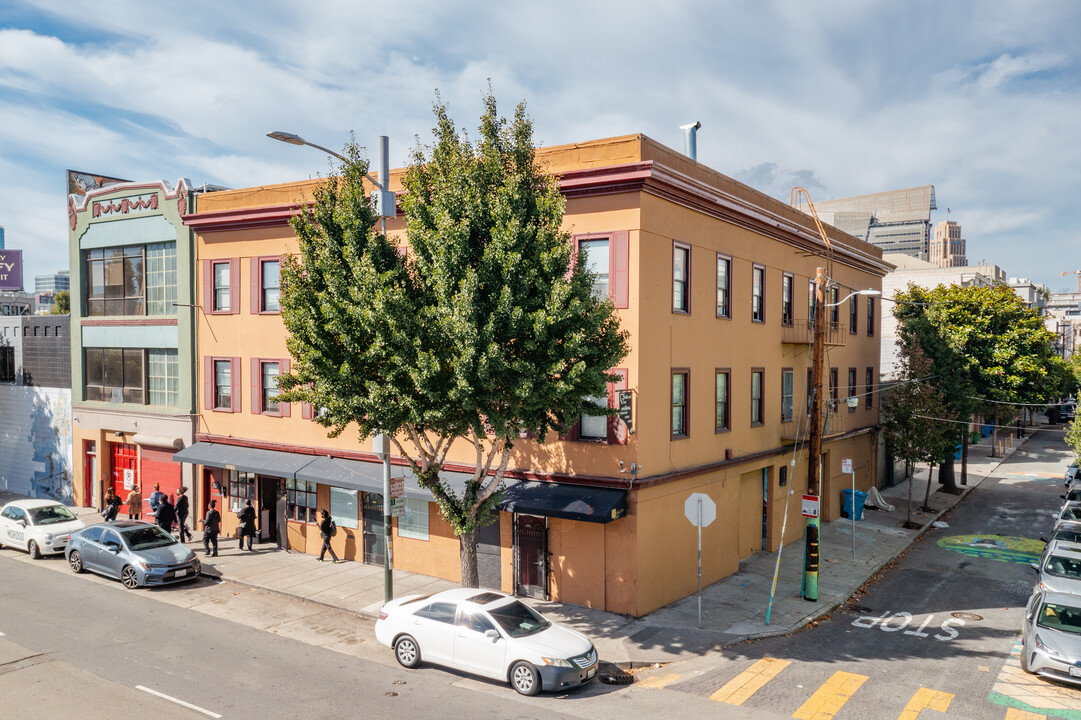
(631, 428), (1080, 719)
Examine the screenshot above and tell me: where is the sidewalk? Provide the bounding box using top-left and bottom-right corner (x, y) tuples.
(0, 427), (1040, 669)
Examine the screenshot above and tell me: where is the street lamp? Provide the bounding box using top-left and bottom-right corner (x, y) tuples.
(803, 277), (881, 602)
(268, 129), (396, 604)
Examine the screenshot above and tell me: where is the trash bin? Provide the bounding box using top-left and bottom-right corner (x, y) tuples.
(842, 489), (868, 521)
(953, 442), (963, 461)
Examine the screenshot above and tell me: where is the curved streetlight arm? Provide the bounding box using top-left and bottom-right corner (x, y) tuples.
(826, 288), (881, 308)
(267, 131), (384, 191)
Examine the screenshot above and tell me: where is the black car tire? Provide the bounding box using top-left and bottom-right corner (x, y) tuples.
(394, 635), (421, 668)
(510, 661), (541, 696)
(28, 540), (41, 559)
(68, 550), (85, 573)
(120, 565), (140, 589)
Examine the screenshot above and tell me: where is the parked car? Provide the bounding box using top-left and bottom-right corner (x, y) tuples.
(1044, 521), (1081, 546)
(1061, 488), (1081, 512)
(1054, 503), (1081, 531)
(65, 521), (200, 589)
(1022, 588), (1081, 685)
(1032, 540), (1081, 594)
(0, 499), (85, 558)
(1066, 462), (1081, 488)
(375, 588), (598, 695)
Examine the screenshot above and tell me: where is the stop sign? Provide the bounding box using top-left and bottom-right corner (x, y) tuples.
(685, 492), (716, 527)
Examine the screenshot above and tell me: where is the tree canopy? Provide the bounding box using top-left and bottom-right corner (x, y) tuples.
(278, 92), (629, 585)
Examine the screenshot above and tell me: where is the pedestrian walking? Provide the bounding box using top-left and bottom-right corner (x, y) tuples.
(203, 500), (221, 556)
(175, 487), (192, 542)
(126, 487), (142, 520)
(317, 509), (339, 563)
(148, 483), (165, 514)
(237, 499), (256, 551)
(100, 488), (120, 522)
(155, 494), (176, 534)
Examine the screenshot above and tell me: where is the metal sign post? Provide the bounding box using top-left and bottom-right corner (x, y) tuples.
(842, 458), (855, 558)
(684, 492), (716, 629)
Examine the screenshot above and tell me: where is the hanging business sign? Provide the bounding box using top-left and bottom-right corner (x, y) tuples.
(618, 390), (633, 433)
(0, 250), (23, 291)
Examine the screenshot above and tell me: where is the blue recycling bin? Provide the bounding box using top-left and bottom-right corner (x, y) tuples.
(981, 424), (993, 438)
(842, 489), (868, 521)
(953, 442), (963, 460)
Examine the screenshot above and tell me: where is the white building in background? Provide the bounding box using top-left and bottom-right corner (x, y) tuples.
(880, 254), (1003, 379)
(1046, 292), (1081, 359)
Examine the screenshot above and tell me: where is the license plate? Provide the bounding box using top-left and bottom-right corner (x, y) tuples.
(1070, 667), (1081, 678)
(174, 569), (187, 577)
(587, 667), (596, 679)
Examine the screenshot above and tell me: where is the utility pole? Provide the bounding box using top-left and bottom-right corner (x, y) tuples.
(803, 266), (826, 601)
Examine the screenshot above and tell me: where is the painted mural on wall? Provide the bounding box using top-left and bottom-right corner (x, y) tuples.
(0, 385), (73, 504)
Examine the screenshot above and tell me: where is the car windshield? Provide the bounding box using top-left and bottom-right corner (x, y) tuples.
(122, 525), (177, 551)
(1045, 555), (1081, 579)
(1063, 507), (1081, 522)
(1055, 529), (1081, 545)
(1038, 602), (1081, 635)
(487, 600), (551, 638)
(31, 505), (77, 526)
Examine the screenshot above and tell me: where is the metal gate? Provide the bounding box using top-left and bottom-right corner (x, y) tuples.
(513, 514), (547, 599)
(362, 492), (385, 566)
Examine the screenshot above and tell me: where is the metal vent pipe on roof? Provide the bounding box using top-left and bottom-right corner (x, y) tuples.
(680, 121), (702, 161)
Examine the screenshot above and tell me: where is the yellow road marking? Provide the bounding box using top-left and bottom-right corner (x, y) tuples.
(1004, 709), (1046, 720)
(897, 687), (952, 720)
(709, 657), (791, 705)
(792, 671), (868, 720)
(637, 673), (681, 689)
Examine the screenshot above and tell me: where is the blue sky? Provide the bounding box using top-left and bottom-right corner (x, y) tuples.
(1, 0), (1079, 290)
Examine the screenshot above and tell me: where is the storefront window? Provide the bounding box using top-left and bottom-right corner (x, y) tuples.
(228, 470), (256, 512)
(287, 479), (317, 523)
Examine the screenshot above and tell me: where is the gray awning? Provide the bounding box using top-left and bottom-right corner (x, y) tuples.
(498, 481), (627, 524)
(172, 442), (318, 478)
(295, 456), (382, 493)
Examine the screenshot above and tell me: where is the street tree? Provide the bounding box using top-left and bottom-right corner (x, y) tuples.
(881, 339), (956, 524)
(50, 290), (69, 315)
(893, 283), (1070, 490)
(278, 93), (630, 587)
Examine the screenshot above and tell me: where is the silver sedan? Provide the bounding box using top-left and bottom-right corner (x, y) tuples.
(66, 521), (200, 589)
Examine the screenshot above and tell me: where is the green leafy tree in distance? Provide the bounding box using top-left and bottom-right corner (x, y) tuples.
(50, 290), (69, 315)
(278, 93), (629, 586)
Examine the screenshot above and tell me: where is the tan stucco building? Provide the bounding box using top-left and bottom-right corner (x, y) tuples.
(175, 134), (889, 617)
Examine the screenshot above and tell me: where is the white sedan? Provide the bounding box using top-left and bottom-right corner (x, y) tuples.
(375, 588), (598, 695)
(0, 499), (86, 558)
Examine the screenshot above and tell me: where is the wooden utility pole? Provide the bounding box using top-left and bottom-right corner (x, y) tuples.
(803, 266), (826, 601)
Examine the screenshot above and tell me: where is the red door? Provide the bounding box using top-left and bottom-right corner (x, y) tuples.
(83, 440), (97, 508)
(111, 443), (138, 502)
(140, 447), (182, 504)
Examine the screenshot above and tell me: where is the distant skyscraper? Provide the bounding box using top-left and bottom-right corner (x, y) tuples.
(929, 220), (967, 267)
(0, 225), (5, 249)
(800, 186), (937, 260)
(35, 270), (70, 293)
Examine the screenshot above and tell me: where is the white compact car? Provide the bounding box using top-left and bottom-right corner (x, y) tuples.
(1022, 588), (1081, 685)
(0, 499), (86, 558)
(375, 588), (598, 695)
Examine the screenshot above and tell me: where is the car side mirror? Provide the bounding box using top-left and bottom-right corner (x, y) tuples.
(484, 629), (500, 640)
(1031, 563), (1040, 572)
(1041, 536), (1048, 543)
(106, 542), (121, 552)
(17, 519), (26, 527)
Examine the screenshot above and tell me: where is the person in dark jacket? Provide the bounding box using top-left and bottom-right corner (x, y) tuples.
(155, 495), (176, 533)
(174, 487), (191, 542)
(203, 500), (221, 556)
(317, 509), (339, 563)
(237, 499), (256, 551)
(101, 488), (120, 522)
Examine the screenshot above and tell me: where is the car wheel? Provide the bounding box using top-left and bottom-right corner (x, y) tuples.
(394, 635), (421, 668)
(510, 661), (541, 696)
(68, 550), (85, 573)
(28, 540), (41, 559)
(120, 565), (140, 589)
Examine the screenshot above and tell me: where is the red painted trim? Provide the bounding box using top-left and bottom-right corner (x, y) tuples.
(229, 258), (241, 315)
(249, 258), (259, 315)
(279, 358), (291, 418)
(230, 357), (241, 412)
(182, 203), (307, 232)
(250, 358), (260, 414)
(203, 356), (213, 411)
(80, 318), (178, 327)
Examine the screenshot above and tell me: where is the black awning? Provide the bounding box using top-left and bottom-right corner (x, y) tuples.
(172, 442), (318, 478)
(498, 481), (627, 524)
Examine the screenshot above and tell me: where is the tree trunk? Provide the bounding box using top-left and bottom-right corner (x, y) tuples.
(905, 460), (913, 527)
(459, 529), (479, 588)
(922, 463), (935, 512)
(990, 423), (999, 458)
(939, 449), (960, 494)
(961, 423), (969, 486)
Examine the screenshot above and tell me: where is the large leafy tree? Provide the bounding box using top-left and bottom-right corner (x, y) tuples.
(50, 290), (69, 315)
(880, 340), (956, 524)
(893, 283), (1070, 489)
(278, 93), (629, 586)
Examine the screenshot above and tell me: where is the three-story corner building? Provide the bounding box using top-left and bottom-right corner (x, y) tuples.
(68, 179), (202, 514)
(175, 134), (890, 617)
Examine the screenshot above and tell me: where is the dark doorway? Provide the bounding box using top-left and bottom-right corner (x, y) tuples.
(477, 515), (502, 590)
(258, 476), (279, 545)
(362, 492), (385, 566)
(513, 514), (547, 599)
